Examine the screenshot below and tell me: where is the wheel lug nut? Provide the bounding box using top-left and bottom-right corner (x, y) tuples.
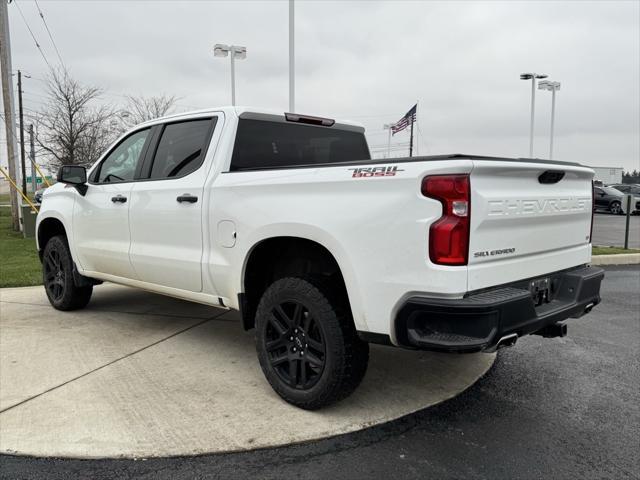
(289, 336), (294, 341)
(294, 329), (298, 333)
(293, 347), (297, 352)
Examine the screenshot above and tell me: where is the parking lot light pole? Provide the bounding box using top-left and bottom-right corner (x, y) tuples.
(520, 72), (548, 158)
(214, 44), (247, 106)
(289, 0), (295, 112)
(538, 80), (561, 159)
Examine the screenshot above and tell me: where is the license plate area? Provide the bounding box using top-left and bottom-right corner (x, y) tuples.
(529, 277), (552, 306)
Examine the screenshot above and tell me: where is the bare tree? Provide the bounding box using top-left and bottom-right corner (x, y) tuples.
(122, 94), (177, 127)
(36, 69), (116, 170)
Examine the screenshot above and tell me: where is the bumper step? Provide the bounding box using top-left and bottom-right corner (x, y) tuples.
(395, 265), (604, 353)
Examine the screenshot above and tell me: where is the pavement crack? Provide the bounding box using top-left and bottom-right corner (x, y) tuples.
(0, 311), (227, 415)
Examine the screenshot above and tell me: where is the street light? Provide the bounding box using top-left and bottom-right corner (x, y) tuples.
(383, 123), (392, 158)
(213, 44), (247, 106)
(538, 80), (561, 160)
(520, 72), (548, 157)
(289, 0), (295, 112)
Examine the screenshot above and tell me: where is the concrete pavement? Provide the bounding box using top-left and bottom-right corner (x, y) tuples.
(591, 253), (640, 265)
(1, 266), (636, 480)
(0, 284), (494, 458)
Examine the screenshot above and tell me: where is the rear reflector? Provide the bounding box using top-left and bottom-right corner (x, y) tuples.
(422, 175), (470, 266)
(285, 113), (335, 127)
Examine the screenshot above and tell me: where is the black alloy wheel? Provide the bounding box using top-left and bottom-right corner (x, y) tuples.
(42, 235), (93, 311)
(255, 276), (369, 410)
(265, 300), (326, 390)
(43, 243), (66, 302)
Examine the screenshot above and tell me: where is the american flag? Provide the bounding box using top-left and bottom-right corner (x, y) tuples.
(391, 104), (417, 135)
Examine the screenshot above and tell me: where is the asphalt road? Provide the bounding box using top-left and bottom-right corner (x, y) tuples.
(1, 265), (638, 480)
(592, 213), (640, 248)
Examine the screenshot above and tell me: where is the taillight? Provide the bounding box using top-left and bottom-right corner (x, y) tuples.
(422, 174), (470, 266)
(589, 180), (594, 243)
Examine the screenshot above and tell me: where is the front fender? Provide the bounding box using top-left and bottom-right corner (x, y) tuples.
(35, 185), (80, 266)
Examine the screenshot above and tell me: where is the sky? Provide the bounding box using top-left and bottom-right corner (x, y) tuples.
(1, 0), (639, 171)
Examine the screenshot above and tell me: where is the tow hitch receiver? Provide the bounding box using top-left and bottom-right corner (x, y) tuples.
(534, 322), (567, 338)
(529, 277), (552, 306)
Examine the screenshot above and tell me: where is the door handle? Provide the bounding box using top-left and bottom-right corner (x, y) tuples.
(177, 194), (198, 204)
(111, 195), (127, 203)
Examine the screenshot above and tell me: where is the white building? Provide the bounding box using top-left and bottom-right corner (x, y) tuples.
(589, 166), (624, 185)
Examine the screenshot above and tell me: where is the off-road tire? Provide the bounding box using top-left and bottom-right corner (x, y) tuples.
(42, 235), (93, 311)
(255, 275), (369, 410)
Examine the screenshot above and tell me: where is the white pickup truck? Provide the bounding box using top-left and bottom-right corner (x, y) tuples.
(36, 107), (604, 409)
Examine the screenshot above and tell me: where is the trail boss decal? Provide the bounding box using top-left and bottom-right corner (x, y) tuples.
(474, 247), (516, 258)
(348, 166), (403, 178)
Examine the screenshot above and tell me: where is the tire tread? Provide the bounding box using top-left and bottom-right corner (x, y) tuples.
(255, 275), (368, 410)
(43, 235), (93, 311)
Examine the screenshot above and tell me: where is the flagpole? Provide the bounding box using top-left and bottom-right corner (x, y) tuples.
(409, 117), (414, 158)
(416, 99), (419, 156)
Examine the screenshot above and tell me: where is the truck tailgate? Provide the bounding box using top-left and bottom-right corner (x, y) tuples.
(468, 160), (593, 291)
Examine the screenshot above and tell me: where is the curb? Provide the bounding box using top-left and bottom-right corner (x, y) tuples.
(591, 253), (640, 265)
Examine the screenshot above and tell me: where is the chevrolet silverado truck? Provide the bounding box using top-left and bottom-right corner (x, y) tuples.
(36, 107), (604, 409)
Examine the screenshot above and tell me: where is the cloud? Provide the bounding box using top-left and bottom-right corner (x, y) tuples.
(2, 0), (639, 170)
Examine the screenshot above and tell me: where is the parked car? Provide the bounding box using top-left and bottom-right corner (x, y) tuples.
(609, 184), (640, 213)
(608, 184), (640, 195)
(34, 186), (47, 204)
(594, 186), (624, 214)
(594, 185), (639, 214)
(35, 107), (604, 409)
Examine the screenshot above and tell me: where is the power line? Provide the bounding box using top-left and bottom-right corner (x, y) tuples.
(33, 0), (65, 67)
(12, 0), (53, 70)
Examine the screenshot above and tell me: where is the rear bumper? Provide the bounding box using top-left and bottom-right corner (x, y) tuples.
(395, 265), (604, 353)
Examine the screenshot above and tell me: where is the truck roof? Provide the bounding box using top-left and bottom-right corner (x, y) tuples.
(135, 109), (586, 168)
(137, 106), (365, 132)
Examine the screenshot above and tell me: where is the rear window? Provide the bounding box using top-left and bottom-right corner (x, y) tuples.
(230, 119), (370, 171)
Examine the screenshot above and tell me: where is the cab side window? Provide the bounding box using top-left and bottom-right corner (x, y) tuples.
(148, 119), (215, 180)
(95, 129), (150, 183)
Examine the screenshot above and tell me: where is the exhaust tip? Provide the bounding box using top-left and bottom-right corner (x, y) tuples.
(497, 333), (518, 349)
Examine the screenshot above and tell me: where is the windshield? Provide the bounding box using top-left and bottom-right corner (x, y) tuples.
(615, 185), (640, 195)
(602, 187), (623, 195)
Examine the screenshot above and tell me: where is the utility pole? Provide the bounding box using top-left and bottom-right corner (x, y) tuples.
(1, 0), (21, 231)
(29, 124), (36, 192)
(18, 69), (26, 193)
(289, 0), (295, 112)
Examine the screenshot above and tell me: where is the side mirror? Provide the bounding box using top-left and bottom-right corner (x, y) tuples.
(57, 165), (88, 196)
